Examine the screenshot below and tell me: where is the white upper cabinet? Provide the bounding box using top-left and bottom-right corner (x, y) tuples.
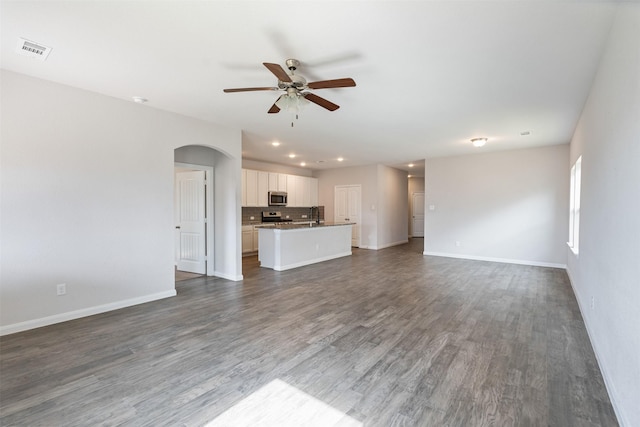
(268, 172), (287, 192)
(243, 169), (318, 207)
(244, 169), (258, 206)
(297, 176), (310, 208)
(310, 177), (318, 206)
(286, 174), (298, 207)
(257, 171), (269, 206)
(241, 169), (247, 206)
(243, 169), (268, 207)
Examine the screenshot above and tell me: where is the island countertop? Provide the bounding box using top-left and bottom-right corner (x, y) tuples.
(255, 222), (352, 230)
(258, 222), (353, 270)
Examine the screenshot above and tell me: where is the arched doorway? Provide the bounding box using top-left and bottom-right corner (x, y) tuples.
(173, 145), (243, 282)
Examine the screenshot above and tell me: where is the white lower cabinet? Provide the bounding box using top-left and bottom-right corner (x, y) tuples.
(242, 225), (254, 254)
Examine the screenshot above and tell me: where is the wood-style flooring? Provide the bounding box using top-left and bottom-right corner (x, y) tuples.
(0, 239), (618, 426)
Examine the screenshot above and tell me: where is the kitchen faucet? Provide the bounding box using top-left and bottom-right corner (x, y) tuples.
(310, 206), (320, 224)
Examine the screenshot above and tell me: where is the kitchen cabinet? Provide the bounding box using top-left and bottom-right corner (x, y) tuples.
(310, 177), (318, 206)
(286, 174), (298, 206)
(242, 169), (269, 207)
(242, 225), (254, 254)
(243, 169), (318, 207)
(244, 169), (258, 206)
(297, 175), (310, 207)
(241, 169), (247, 206)
(257, 171), (269, 206)
(268, 172), (287, 192)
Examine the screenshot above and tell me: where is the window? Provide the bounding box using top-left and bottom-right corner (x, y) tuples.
(568, 156), (582, 254)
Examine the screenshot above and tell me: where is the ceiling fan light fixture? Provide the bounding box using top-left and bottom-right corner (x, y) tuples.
(277, 94), (309, 112)
(471, 137), (488, 147)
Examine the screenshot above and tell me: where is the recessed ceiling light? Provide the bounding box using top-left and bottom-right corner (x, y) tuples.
(132, 96), (148, 104)
(288, 154), (296, 158)
(272, 141), (280, 147)
(408, 174), (412, 178)
(300, 162), (306, 167)
(408, 163), (414, 168)
(337, 157), (344, 162)
(471, 137), (487, 147)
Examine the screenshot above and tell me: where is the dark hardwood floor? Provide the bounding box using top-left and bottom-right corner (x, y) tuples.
(0, 239), (618, 426)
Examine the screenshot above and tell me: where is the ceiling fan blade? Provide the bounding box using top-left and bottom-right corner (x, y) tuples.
(303, 93), (340, 111)
(263, 62), (292, 82)
(268, 96), (282, 114)
(223, 87), (278, 93)
(307, 78), (356, 89)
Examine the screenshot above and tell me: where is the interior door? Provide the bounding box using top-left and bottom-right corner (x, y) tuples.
(176, 171), (206, 274)
(335, 185), (361, 247)
(411, 192), (425, 237)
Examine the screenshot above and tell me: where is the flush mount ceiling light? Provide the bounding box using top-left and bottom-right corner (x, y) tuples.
(471, 137), (488, 147)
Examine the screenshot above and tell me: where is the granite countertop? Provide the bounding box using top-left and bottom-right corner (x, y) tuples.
(256, 222), (353, 230)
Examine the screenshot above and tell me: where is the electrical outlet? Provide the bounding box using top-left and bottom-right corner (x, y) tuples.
(56, 283), (66, 296)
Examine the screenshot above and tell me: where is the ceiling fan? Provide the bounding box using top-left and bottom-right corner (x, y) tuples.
(223, 59), (356, 115)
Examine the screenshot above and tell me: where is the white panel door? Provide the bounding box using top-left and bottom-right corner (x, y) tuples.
(176, 171), (206, 274)
(411, 192), (425, 237)
(335, 185), (361, 247)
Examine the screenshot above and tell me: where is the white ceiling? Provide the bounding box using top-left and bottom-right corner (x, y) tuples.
(1, 1), (620, 176)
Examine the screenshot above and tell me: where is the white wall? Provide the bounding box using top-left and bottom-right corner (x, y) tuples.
(376, 165), (409, 249)
(424, 144), (569, 267)
(242, 159), (312, 177)
(315, 165), (378, 248)
(567, 6), (640, 425)
(0, 71), (242, 334)
(315, 164), (408, 250)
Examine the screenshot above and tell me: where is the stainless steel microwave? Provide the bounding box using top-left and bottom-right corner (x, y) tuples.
(268, 191), (287, 206)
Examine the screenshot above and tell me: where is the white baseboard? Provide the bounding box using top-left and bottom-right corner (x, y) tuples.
(423, 251), (566, 269)
(213, 271), (243, 281)
(0, 290), (177, 336)
(368, 239), (409, 250)
(566, 268), (627, 426)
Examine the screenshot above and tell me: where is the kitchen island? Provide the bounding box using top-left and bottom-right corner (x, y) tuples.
(257, 222), (353, 271)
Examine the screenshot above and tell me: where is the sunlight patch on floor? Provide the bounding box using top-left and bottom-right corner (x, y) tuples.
(205, 379), (362, 427)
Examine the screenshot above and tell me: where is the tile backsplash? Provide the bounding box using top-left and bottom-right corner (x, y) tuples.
(242, 206), (324, 224)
